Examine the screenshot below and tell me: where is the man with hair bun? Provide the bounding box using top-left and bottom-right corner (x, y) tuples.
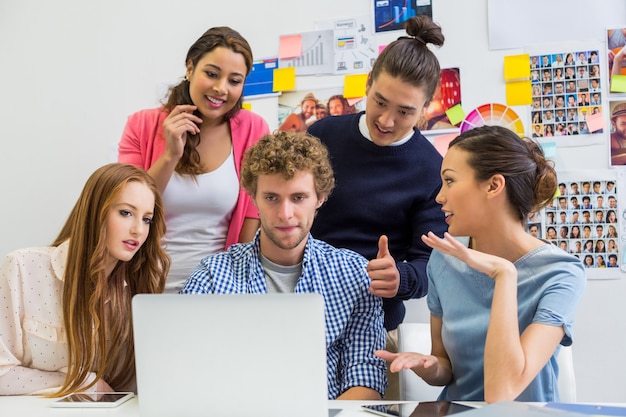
(308, 15), (448, 399)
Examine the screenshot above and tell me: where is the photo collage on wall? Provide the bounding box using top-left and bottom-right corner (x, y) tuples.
(529, 50), (602, 138)
(526, 174), (622, 279)
(607, 28), (626, 167)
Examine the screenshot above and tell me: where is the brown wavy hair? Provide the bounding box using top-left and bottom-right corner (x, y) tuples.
(50, 163), (170, 397)
(241, 130), (335, 199)
(163, 26), (253, 176)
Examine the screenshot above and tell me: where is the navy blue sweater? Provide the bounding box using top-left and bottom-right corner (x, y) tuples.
(308, 112), (448, 330)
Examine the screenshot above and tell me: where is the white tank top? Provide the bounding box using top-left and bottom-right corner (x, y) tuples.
(161, 148), (239, 292)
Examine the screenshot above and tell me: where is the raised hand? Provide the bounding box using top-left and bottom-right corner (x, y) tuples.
(162, 104), (202, 160)
(421, 232), (516, 281)
(366, 235), (400, 298)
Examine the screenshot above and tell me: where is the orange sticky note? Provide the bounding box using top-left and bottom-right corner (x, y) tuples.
(433, 132), (459, 157)
(343, 73), (368, 98)
(445, 104), (466, 126)
(273, 67), (296, 92)
(586, 111), (606, 133)
(506, 80), (532, 106)
(503, 54), (530, 81)
(279, 34), (302, 59)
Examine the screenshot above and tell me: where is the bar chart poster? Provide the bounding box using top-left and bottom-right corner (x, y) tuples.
(374, 0), (432, 33)
(279, 30), (334, 76)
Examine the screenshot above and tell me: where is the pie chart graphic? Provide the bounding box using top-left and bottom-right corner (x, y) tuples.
(459, 103), (525, 136)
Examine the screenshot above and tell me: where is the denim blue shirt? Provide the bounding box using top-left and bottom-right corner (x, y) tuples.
(427, 241), (586, 402)
(181, 233), (387, 399)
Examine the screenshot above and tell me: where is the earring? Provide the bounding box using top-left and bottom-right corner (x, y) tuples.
(184, 75), (189, 82)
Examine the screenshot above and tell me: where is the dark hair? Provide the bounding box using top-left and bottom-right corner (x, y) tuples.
(449, 125), (557, 223)
(164, 27), (253, 176)
(368, 15), (444, 105)
(326, 95), (355, 115)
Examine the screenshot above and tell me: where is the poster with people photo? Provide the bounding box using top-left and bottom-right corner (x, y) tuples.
(609, 99), (626, 166)
(529, 50), (602, 138)
(608, 28), (626, 93)
(417, 67), (462, 133)
(277, 87), (365, 132)
(527, 171), (623, 280)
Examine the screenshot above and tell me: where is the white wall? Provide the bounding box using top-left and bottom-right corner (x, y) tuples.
(1, 0), (624, 402)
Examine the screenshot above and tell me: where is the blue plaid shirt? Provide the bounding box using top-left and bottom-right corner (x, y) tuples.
(181, 233), (387, 399)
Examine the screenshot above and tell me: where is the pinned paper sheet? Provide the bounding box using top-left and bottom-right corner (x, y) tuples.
(279, 34), (302, 59)
(347, 97), (364, 106)
(242, 102), (252, 111)
(586, 111), (606, 133)
(343, 73), (368, 98)
(506, 80), (532, 106)
(541, 141), (557, 159)
(273, 67), (296, 92)
(611, 74), (626, 93)
(445, 104), (466, 126)
(503, 54), (530, 81)
(432, 132), (459, 157)
(378, 44), (387, 54)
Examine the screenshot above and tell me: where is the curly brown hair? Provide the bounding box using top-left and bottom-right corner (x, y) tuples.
(241, 130), (335, 199)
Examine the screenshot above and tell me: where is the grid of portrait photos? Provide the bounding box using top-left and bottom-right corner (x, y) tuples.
(530, 50), (603, 137)
(527, 177), (620, 279)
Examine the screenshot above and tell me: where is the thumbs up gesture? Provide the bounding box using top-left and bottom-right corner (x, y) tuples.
(366, 235), (400, 298)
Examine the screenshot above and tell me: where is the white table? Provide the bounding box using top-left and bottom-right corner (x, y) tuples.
(0, 397), (448, 417)
(0, 397), (398, 417)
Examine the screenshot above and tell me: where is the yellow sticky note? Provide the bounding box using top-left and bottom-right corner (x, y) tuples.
(611, 74), (626, 93)
(506, 80), (532, 106)
(242, 102), (252, 111)
(503, 54), (531, 81)
(445, 104), (466, 126)
(343, 73), (368, 98)
(279, 34), (302, 59)
(273, 67), (296, 92)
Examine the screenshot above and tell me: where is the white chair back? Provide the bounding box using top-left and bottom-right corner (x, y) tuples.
(397, 323), (444, 401)
(557, 345), (577, 402)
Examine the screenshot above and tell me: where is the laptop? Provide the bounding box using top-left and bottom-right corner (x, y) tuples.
(132, 293), (328, 417)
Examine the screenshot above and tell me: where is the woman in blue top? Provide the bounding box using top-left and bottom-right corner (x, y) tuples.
(377, 125), (586, 402)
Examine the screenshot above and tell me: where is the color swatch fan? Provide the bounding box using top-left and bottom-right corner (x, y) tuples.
(460, 103), (525, 135)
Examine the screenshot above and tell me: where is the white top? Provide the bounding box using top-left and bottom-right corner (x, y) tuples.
(161, 148), (239, 292)
(0, 241), (98, 395)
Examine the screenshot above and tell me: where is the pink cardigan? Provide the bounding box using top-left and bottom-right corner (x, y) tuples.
(118, 107), (270, 250)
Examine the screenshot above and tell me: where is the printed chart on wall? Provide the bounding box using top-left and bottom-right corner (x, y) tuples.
(459, 103), (524, 136)
(279, 30), (334, 76)
(373, 0), (432, 33)
(526, 170), (623, 280)
(315, 15), (377, 74)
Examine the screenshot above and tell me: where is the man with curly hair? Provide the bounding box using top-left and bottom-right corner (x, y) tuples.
(181, 130), (387, 400)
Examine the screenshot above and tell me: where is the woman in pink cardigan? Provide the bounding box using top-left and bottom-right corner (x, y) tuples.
(118, 27), (269, 292)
